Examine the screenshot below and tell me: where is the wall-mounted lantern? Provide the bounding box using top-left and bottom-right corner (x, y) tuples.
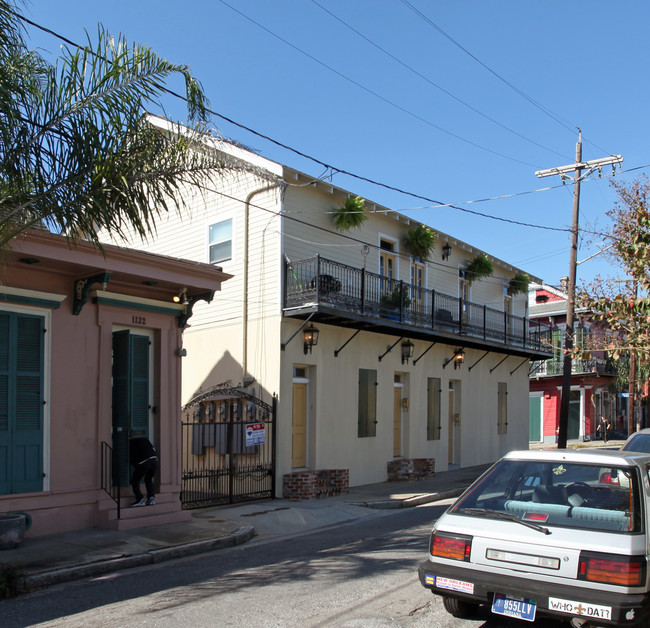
(442, 243), (452, 261)
(303, 323), (320, 354)
(173, 288), (189, 305)
(443, 348), (465, 369)
(401, 339), (414, 364)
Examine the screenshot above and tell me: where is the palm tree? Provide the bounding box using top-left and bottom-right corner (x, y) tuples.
(0, 1), (238, 250)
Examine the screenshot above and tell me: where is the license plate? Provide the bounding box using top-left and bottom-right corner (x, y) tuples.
(492, 593), (537, 622)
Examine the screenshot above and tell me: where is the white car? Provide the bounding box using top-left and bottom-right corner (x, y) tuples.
(622, 429), (650, 454)
(418, 449), (650, 627)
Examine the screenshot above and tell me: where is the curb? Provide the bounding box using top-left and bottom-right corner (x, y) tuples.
(25, 526), (255, 590)
(357, 487), (465, 510)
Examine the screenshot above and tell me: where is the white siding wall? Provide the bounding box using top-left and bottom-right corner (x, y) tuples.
(283, 183), (528, 316)
(101, 142), (533, 490)
(279, 320), (530, 486)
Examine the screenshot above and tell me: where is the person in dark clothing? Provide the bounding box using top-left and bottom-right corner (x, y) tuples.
(129, 437), (158, 507)
(597, 416), (610, 443)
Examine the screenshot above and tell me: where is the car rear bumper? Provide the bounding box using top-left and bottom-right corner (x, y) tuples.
(418, 559), (650, 626)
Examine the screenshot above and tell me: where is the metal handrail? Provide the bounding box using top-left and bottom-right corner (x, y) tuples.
(100, 441), (121, 520)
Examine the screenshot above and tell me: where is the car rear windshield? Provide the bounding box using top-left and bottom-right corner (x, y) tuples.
(622, 434), (650, 453)
(452, 459), (642, 533)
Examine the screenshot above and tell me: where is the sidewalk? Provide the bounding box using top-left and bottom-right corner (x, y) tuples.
(2, 441), (624, 593)
(1, 464), (489, 592)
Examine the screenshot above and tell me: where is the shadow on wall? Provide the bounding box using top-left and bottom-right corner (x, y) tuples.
(185, 350), (274, 407)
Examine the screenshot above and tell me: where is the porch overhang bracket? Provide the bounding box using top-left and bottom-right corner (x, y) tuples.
(178, 291), (214, 328)
(334, 329), (362, 357)
(510, 357), (531, 375)
(378, 337), (403, 362)
(489, 354), (510, 373)
(529, 360), (545, 377)
(73, 272), (111, 315)
(281, 313), (316, 351)
(413, 342), (436, 365)
(468, 351), (490, 372)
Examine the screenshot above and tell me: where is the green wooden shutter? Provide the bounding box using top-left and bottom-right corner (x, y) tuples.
(130, 335), (150, 436)
(529, 396), (542, 441)
(112, 330), (131, 487)
(0, 312), (44, 494)
(0, 313), (10, 493)
(111, 331), (150, 487)
(13, 315), (44, 493)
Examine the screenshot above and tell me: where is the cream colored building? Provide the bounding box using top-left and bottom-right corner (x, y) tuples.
(105, 116), (551, 494)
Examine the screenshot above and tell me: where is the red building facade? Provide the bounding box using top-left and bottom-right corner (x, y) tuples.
(528, 281), (618, 444)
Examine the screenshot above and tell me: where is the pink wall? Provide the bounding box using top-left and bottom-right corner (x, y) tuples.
(0, 231), (227, 536)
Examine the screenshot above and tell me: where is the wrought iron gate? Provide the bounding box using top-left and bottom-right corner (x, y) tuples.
(180, 387), (276, 509)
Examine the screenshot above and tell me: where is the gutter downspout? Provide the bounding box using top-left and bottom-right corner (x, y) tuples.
(243, 184), (281, 385)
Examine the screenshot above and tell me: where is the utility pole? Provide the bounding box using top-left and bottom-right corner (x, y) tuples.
(535, 133), (623, 449)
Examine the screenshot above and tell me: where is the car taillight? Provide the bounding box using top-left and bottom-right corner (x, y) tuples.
(431, 532), (472, 561)
(578, 552), (646, 587)
(599, 471), (619, 485)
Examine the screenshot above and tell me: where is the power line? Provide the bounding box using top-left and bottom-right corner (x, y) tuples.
(310, 0), (571, 162)
(393, 164), (650, 212)
(214, 0), (540, 168)
(399, 0), (577, 134)
(16, 8), (640, 235)
(184, 178), (544, 286)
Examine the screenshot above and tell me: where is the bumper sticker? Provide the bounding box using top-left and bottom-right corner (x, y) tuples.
(435, 576), (475, 595)
(548, 597), (612, 621)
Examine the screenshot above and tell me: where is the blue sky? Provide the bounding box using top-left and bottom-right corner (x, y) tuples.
(23, 1), (650, 288)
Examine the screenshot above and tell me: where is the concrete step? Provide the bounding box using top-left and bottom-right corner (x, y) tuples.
(99, 508), (191, 531)
(96, 495), (191, 530)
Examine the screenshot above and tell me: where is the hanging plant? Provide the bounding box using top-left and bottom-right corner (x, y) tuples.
(464, 253), (494, 285)
(332, 195), (367, 232)
(508, 272), (530, 296)
(405, 225), (437, 260)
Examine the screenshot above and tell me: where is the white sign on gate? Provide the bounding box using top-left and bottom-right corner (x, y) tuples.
(245, 422), (266, 446)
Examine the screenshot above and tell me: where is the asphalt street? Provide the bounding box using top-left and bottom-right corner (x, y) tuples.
(0, 500), (568, 628)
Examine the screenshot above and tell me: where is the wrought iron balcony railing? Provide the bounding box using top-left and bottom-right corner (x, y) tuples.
(284, 255), (551, 354)
(530, 357), (617, 378)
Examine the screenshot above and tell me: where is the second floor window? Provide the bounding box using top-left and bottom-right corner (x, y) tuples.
(209, 219), (232, 264)
(459, 269), (470, 301)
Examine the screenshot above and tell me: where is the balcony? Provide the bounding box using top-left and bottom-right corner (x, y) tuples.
(530, 357), (617, 378)
(283, 256), (552, 359)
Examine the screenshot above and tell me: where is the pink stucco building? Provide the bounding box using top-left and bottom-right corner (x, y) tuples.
(0, 230), (230, 536)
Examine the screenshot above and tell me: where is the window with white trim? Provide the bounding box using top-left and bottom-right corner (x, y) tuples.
(208, 219), (232, 264)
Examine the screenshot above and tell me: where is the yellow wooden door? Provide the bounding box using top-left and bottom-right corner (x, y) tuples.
(380, 250), (396, 297)
(292, 382), (307, 468)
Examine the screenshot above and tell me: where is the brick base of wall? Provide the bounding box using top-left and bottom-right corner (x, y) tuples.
(282, 469), (350, 501)
(387, 458), (435, 482)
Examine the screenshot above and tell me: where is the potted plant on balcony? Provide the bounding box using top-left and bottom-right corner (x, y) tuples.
(464, 253), (493, 285)
(508, 272), (530, 296)
(405, 225), (436, 260)
(332, 195), (367, 232)
(381, 284), (412, 310)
